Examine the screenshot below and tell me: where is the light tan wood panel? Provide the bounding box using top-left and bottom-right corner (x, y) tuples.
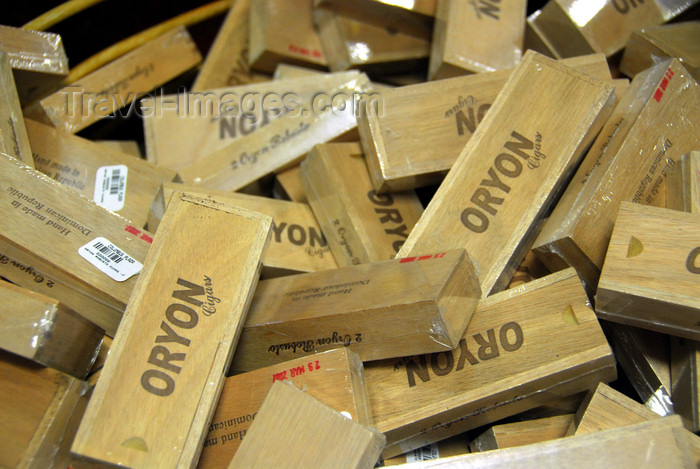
(470, 414), (573, 452)
(0, 52), (33, 167)
(228, 381), (385, 468)
(596, 202), (700, 340)
(671, 337), (700, 432)
(71, 192), (271, 468)
(231, 249), (480, 371)
(301, 143), (423, 266)
(28, 27), (201, 134)
(534, 59), (700, 292)
(364, 268), (615, 458)
(199, 348), (371, 468)
(429, 0), (526, 80)
(667, 151), (700, 215)
(397, 51), (614, 295)
(0, 280), (103, 379)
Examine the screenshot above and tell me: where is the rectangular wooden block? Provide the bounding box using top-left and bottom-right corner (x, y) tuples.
(0, 52), (33, 167)
(301, 142), (424, 266)
(275, 164), (308, 203)
(397, 51), (614, 295)
(533, 59), (700, 292)
(429, 0), (526, 79)
(149, 182), (336, 276)
(572, 382), (660, 436)
(596, 202), (700, 340)
(143, 71), (362, 173)
(176, 72), (371, 192)
(96, 140), (142, 158)
(606, 324), (672, 416)
(671, 337), (700, 432)
(192, 0), (268, 91)
(469, 414), (573, 452)
(199, 348), (371, 468)
(250, 0), (327, 73)
(71, 192), (272, 468)
(359, 53), (612, 193)
(0, 281), (103, 379)
(412, 416), (696, 468)
(0, 154), (152, 335)
(27, 119), (178, 229)
(314, 0), (435, 40)
(620, 21), (700, 78)
(363, 268), (615, 457)
(30, 27), (201, 133)
(0, 25), (68, 105)
(527, 0), (691, 58)
(229, 380), (385, 468)
(667, 151), (700, 215)
(314, 8), (429, 73)
(0, 351), (90, 469)
(231, 249), (480, 371)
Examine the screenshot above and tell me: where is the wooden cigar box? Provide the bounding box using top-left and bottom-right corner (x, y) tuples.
(273, 63), (325, 80)
(301, 143), (423, 266)
(199, 348), (371, 467)
(606, 324), (672, 416)
(314, 0), (435, 40)
(314, 8), (429, 74)
(470, 414), (573, 452)
(620, 21), (700, 79)
(533, 59), (700, 292)
(363, 268), (615, 457)
(358, 53), (612, 193)
(0, 251), (123, 341)
(71, 192), (272, 468)
(527, 0), (693, 59)
(228, 380), (385, 468)
(27, 119), (178, 229)
(192, 0), (269, 91)
(0, 154), (152, 335)
(412, 416), (696, 468)
(274, 164), (308, 203)
(667, 151), (700, 215)
(0, 52), (33, 167)
(149, 182), (336, 276)
(596, 202), (700, 340)
(571, 382), (661, 436)
(95, 140), (142, 158)
(143, 71), (362, 172)
(0, 25), (68, 105)
(397, 51), (614, 295)
(176, 72), (371, 192)
(428, 0), (526, 80)
(231, 249), (480, 371)
(382, 434), (469, 465)
(671, 337), (700, 432)
(249, 0), (327, 73)
(0, 351), (90, 469)
(27, 27), (201, 134)
(0, 280), (103, 379)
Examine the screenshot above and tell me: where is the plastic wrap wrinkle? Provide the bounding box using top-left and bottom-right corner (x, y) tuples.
(566, 0), (607, 28)
(348, 42), (373, 62)
(646, 386), (675, 416)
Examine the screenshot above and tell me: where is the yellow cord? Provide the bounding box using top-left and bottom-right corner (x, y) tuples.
(23, 0), (106, 31)
(64, 0), (233, 84)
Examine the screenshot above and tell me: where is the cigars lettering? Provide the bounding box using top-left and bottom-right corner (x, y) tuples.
(141, 276), (219, 396)
(270, 221), (329, 258)
(612, 0), (645, 14)
(403, 321), (523, 387)
(461, 131), (546, 233)
(445, 96), (491, 136)
(367, 190), (411, 254)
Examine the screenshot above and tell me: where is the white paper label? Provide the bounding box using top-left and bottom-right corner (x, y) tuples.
(94, 165), (127, 211)
(405, 444), (439, 462)
(79, 237), (142, 282)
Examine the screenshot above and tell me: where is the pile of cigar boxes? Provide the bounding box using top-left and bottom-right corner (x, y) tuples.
(1, 0), (700, 467)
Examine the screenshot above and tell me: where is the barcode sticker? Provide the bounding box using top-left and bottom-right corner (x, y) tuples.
(79, 237), (142, 282)
(94, 165), (127, 211)
(405, 443), (439, 462)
